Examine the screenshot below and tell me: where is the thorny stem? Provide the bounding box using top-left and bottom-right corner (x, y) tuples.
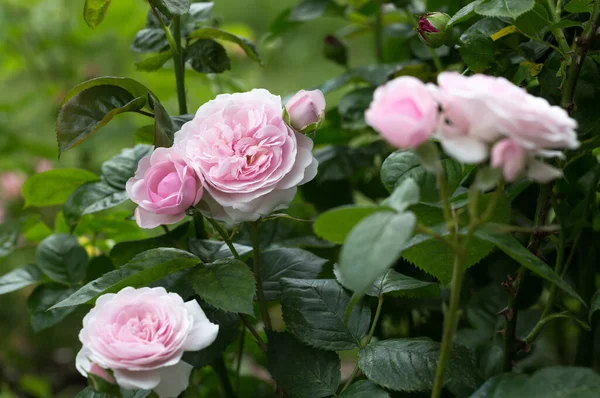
(251, 222), (273, 330)
(546, 0), (572, 61)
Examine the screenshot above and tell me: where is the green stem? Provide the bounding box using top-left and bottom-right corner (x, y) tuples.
(239, 314), (267, 352)
(428, 47), (444, 72)
(206, 217), (240, 258)
(193, 213), (208, 240)
(173, 16), (188, 115)
(374, 0), (384, 64)
(523, 312), (569, 344)
(436, 171), (454, 229)
(546, 0), (572, 61)
(213, 356), (237, 398)
(235, 325), (245, 394)
(251, 222), (273, 330)
(560, 0), (600, 110)
(135, 110), (155, 118)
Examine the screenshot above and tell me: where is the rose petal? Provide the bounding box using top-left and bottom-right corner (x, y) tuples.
(182, 300), (220, 351)
(152, 361), (194, 398)
(113, 368), (162, 390)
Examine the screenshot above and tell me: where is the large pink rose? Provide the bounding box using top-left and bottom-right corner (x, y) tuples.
(365, 76), (439, 149)
(175, 89), (318, 223)
(76, 287), (219, 398)
(126, 147), (203, 229)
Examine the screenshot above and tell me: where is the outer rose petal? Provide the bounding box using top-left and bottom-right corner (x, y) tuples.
(75, 348), (92, 377)
(182, 300), (220, 351)
(113, 368), (161, 390)
(135, 207), (186, 229)
(153, 361), (194, 398)
(439, 136), (489, 164)
(527, 160), (563, 183)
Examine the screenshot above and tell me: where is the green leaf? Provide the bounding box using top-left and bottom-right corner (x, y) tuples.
(260, 248), (328, 301)
(189, 259), (256, 315)
(471, 367), (600, 397)
(289, 0), (336, 22)
(22, 169), (99, 208)
(280, 278), (371, 351)
(63, 182), (129, 229)
(187, 239), (252, 264)
(28, 284), (79, 332)
(514, 3), (550, 38)
(365, 269), (439, 298)
(339, 211), (416, 295)
(358, 339), (480, 394)
(381, 151), (463, 203)
(341, 380), (389, 398)
(338, 87), (374, 130)
(590, 289), (600, 322)
(149, 0), (190, 18)
(550, 20), (584, 29)
(458, 19), (499, 73)
(50, 248), (199, 309)
(101, 145), (152, 190)
(565, 0), (594, 13)
(382, 178), (420, 213)
(474, 229), (586, 305)
(134, 50), (173, 71)
(267, 331), (341, 398)
(61, 77), (155, 106)
(189, 2), (214, 22)
(475, 0), (535, 18)
(56, 86), (146, 155)
(131, 28), (169, 53)
(149, 96), (174, 148)
(189, 28), (261, 65)
(83, 0), (112, 28)
(185, 39), (231, 74)
(36, 234), (88, 285)
(0, 264), (42, 295)
(448, 1), (482, 26)
(314, 205), (388, 244)
(1, 219), (25, 258)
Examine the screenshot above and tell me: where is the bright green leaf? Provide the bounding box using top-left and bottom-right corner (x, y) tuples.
(475, 0), (535, 19)
(314, 205), (388, 244)
(36, 234), (88, 285)
(22, 169), (99, 208)
(83, 0), (112, 28)
(135, 50), (173, 71)
(382, 178), (420, 213)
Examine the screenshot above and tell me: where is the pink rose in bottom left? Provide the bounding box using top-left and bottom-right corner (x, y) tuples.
(76, 287), (219, 398)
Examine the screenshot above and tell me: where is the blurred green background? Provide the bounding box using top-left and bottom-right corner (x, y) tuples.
(0, 0), (379, 396)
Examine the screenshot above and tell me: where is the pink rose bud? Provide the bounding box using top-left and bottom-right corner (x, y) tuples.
(175, 89), (318, 224)
(491, 139), (527, 181)
(285, 89), (326, 132)
(76, 287), (219, 398)
(126, 147), (203, 229)
(35, 159), (54, 173)
(417, 12), (451, 48)
(365, 76), (439, 149)
(0, 172), (26, 200)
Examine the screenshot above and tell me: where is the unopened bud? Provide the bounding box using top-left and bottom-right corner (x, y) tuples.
(417, 12), (451, 48)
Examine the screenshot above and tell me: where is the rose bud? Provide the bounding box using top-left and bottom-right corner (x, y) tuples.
(323, 35), (348, 67)
(417, 12), (451, 48)
(285, 89), (327, 132)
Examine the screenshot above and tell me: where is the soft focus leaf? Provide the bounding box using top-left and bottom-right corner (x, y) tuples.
(341, 380), (389, 397)
(131, 28), (169, 53)
(0, 219), (26, 258)
(149, 0), (190, 18)
(314, 205), (389, 244)
(590, 289), (600, 322)
(189, 28), (261, 64)
(185, 39), (231, 74)
(514, 4), (550, 38)
(0, 264), (42, 295)
(565, 0), (594, 13)
(101, 145), (152, 190)
(134, 50), (173, 71)
(28, 284), (79, 332)
(188, 239), (252, 263)
(475, 0), (535, 18)
(365, 269), (439, 298)
(267, 331), (341, 398)
(22, 169), (99, 208)
(189, 258), (256, 315)
(280, 278), (371, 351)
(289, 0), (339, 22)
(458, 18), (503, 72)
(51, 248), (199, 308)
(63, 182), (129, 229)
(36, 234), (88, 285)
(448, 1), (482, 26)
(338, 87), (374, 130)
(382, 178), (420, 213)
(83, 0), (112, 29)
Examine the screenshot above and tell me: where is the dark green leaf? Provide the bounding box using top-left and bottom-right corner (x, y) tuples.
(83, 0), (112, 29)
(590, 289), (600, 322)
(189, 259), (256, 315)
(187, 239), (252, 263)
(51, 248), (199, 309)
(267, 331), (341, 398)
(36, 234), (88, 285)
(358, 339), (480, 394)
(189, 28), (261, 64)
(565, 0), (594, 13)
(56, 85), (146, 155)
(550, 20), (584, 29)
(474, 229), (586, 305)
(514, 3), (550, 38)
(365, 269), (439, 298)
(63, 182), (129, 229)
(131, 28), (169, 53)
(338, 87), (374, 130)
(314, 205), (388, 244)
(280, 278), (371, 351)
(339, 211), (416, 295)
(74, 387), (112, 398)
(475, 0), (535, 18)
(0, 219), (24, 258)
(186, 39), (231, 74)
(149, 0), (190, 18)
(135, 50), (173, 71)
(61, 77), (155, 106)
(22, 169), (99, 208)
(147, 97), (175, 148)
(0, 264), (42, 295)
(382, 178), (420, 213)
(28, 284), (79, 332)
(341, 380), (389, 398)
(260, 248), (328, 301)
(381, 151), (463, 203)
(289, 0), (336, 22)
(448, 1), (482, 26)
(101, 145), (152, 190)
(85, 255), (116, 283)
(458, 20), (498, 73)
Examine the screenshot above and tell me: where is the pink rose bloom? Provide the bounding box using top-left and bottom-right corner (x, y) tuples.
(175, 89), (318, 223)
(365, 76), (439, 149)
(491, 139), (563, 183)
(76, 287), (219, 398)
(285, 89), (326, 131)
(35, 159), (54, 173)
(436, 72), (579, 164)
(126, 147), (203, 229)
(0, 171), (26, 200)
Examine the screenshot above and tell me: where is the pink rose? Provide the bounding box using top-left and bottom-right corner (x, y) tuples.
(285, 89), (326, 131)
(491, 139), (563, 183)
(365, 76), (439, 149)
(175, 89), (318, 223)
(0, 171), (26, 200)
(76, 287), (219, 398)
(126, 147), (203, 229)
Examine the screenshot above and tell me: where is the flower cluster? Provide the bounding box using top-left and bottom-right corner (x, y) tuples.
(365, 73), (579, 182)
(126, 88), (325, 228)
(76, 287), (219, 398)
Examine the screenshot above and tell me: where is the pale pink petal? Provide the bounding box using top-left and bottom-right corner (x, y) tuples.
(134, 207), (185, 229)
(152, 361), (193, 398)
(182, 300), (219, 351)
(113, 368), (162, 391)
(527, 160), (563, 183)
(440, 136), (489, 164)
